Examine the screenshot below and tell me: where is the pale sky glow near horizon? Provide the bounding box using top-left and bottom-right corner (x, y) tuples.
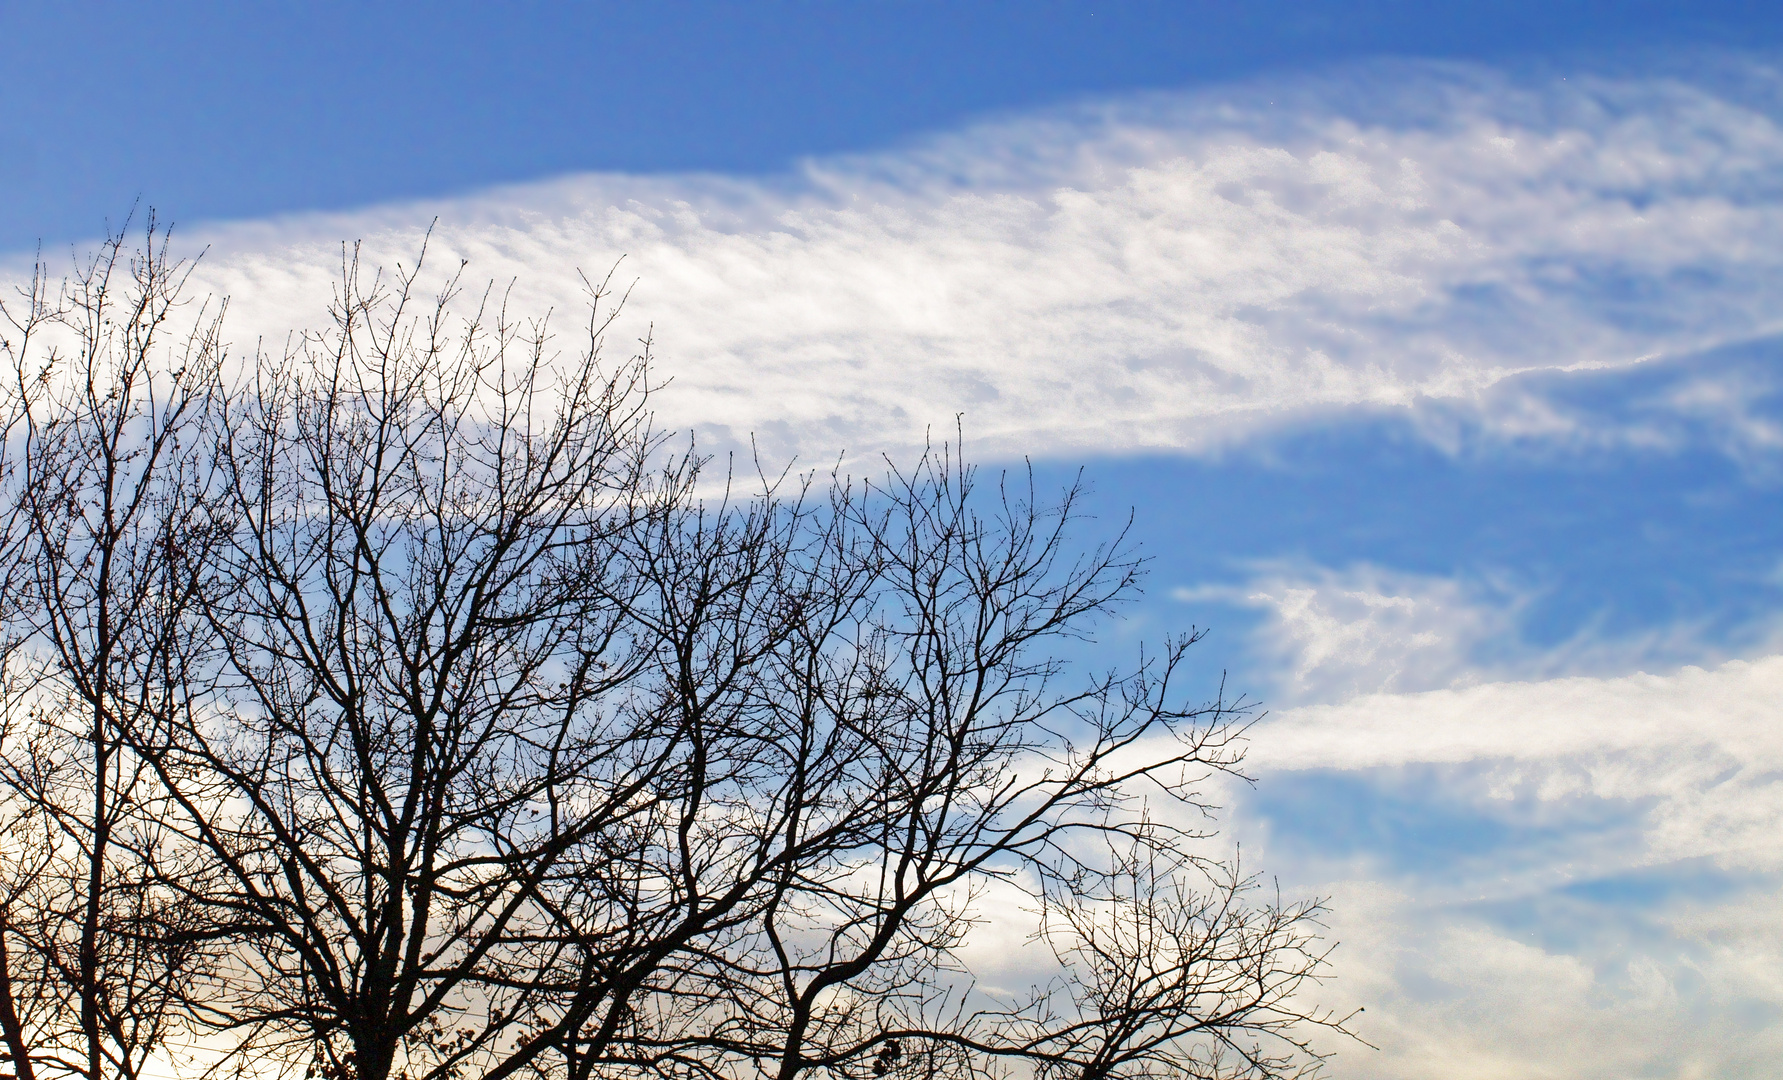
(9, 3), (1783, 1076)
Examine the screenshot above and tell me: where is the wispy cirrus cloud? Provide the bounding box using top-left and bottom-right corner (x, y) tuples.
(1177, 556), (1776, 707)
(1253, 654), (1783, 844)
(1154, 536), (1783, 1077)
(1230, 654), (1783, 1078)
(1175, 564), (1523, 702)
(16, 57), (1772, 466)
(960, 645), (1783, 1076)
(1302, 874), (1783, 1080)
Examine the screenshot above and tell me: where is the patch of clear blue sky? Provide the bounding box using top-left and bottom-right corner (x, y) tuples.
(1243, 764), (1649, 876)
(5, 0), (1783, 253)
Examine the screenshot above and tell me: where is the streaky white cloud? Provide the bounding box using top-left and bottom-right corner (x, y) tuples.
(1298, 879), (1783, 1080)
(1250, 649), (1783, 861)
(1254, 655), (1783, 788)
(18, 58), (1776, 465)
(1176, 557), (1774, 708)
(1153, 552), (1783, 1075)
(1217, 653), (1783, 1077)
(962, 648), (1783, 1076)
(1405, 333), (1783, 471)
(1176, 564), (1524, 703)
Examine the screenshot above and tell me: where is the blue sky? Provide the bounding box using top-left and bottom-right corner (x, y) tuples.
(8, 1), (1783, 251)
(9, 4), (1783, 1076)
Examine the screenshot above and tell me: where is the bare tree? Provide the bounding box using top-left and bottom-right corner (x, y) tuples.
(0, 235), (49, 1080)
(0, 664), (57, 1080)
(1012, 840), (1347, 1080)
(519, 445), (1351, 1080)
(1, 231), (1354, 1080)
(0, 217), (228, 1080)
(136, 246), (673, 1080)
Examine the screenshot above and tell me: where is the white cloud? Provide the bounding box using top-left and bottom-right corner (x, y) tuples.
(1177, 564), (1524, 703)
(1298, 880), (1783, 1080)
(1253, 655), (1783, 796)
(1176, 558), (1774, 708)
(14, 60), (1779, 465)
(1214, 653), (1783, 1076)
(930, 623), (1783, 1071)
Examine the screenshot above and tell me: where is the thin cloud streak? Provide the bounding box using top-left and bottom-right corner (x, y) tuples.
(88, 58), (1782, 467)
(1232, 655), (1783, 1077)
(1254, 655), (1783, 869)
(1179, 558), (1777, 706)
